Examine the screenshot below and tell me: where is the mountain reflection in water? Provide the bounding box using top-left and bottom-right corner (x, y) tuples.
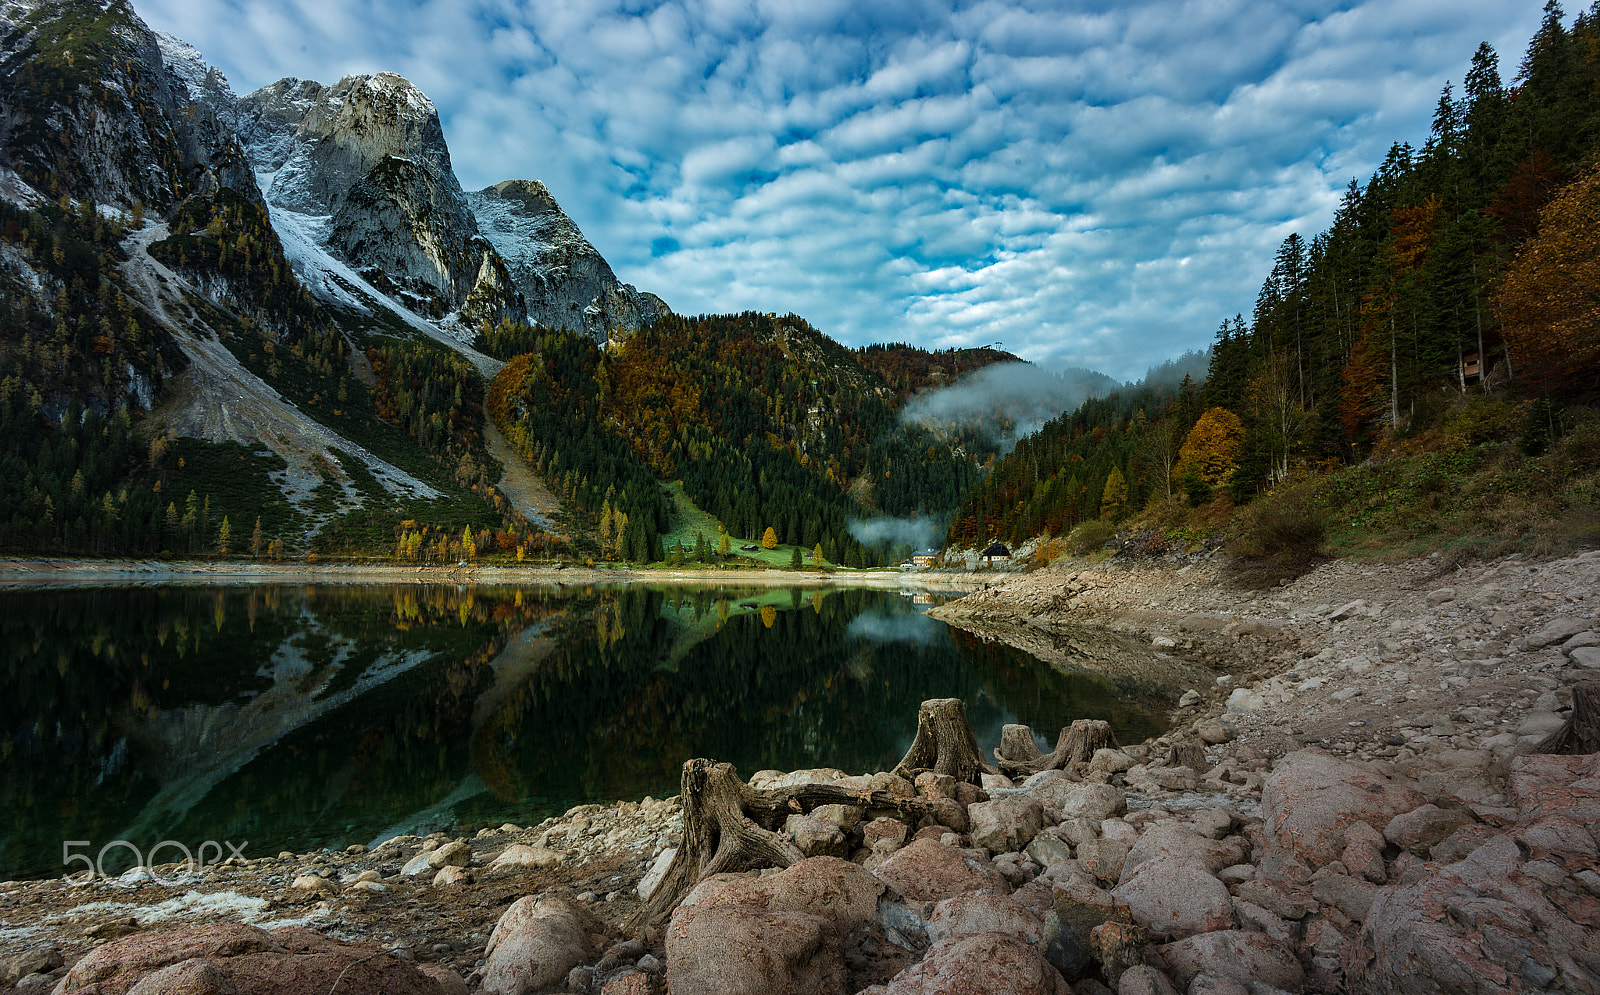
(0, 583), (1164, 879)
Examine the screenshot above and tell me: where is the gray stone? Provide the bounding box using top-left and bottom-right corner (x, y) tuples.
(666, 904), (846, 995)
(1516, 709), (1567, 737)
(1570, 646), (1600, 669)
(485, 844), (562, 877)
(1154, 931), (1305, 992)
(1191, 808), (1234, 840)
(1560, 631), (1600, 652)
(969, 795), (1045, 854)
(1091, 749), (1137, 774)
(927, 893), (1045, 945)
(482, 896), (592, 995)
(863, 817), (912, 852)
(0, 948), (60, 986)
(636, 848), (676, 901)
(1383, 804), (1475, 856)
(1526, 616), (1593, 648)
(1196, 720), (1235, 745)
(1111, 856), (1234, 939)
(1059, 819), (1101, 846)
(1118, 965), (1180, 995)
(1029, 779), (1128, 822)
(1027, 832), (1075, 868)
(872, 839), (1012, 903)
(427, 841), (472, 869)
(786, 815), (849, 859)
(1231, 899), (1296, 946)
(1348, 831), (1599, 995)
(1076, 839), (1131, 883)
(1260, 749), (1427, 872)
(1311, 872), (1377, 922)
(881, 933), (1067, 995)
(1187, 975), (1250, 995)
(240, 75), (525, 326)
(1121, 824), (1247, 880)
(811, 804), (866, 831)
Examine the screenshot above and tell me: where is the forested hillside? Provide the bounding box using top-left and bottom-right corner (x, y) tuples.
(950, 4), (1600, 552)
(485, 313), (995, 567)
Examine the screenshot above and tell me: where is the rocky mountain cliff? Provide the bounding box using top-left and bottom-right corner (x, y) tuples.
(469, 179), (667, 341)
(235, 72), (524, 326)
(0, 0), (258, 211)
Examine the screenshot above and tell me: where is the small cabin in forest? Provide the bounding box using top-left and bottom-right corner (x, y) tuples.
(982, 542), (1010, 564)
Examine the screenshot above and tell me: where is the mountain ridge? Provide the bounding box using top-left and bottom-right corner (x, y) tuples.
(0, 0), (1045, 565)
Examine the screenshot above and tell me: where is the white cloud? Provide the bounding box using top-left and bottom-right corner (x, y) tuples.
(138, 0), (1544, 380)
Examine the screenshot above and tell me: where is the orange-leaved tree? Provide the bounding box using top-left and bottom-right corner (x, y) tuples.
(1497, 162), (1600, 394)
(1177, 407), (1247, 488)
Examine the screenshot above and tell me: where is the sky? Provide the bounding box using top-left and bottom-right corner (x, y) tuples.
(140, 0), (1546, 381)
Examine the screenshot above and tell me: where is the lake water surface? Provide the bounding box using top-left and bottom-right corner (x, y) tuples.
(0, 583), (1164, 879)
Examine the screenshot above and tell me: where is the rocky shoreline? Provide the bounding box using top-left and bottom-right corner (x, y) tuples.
(2, 549), (1597, 994)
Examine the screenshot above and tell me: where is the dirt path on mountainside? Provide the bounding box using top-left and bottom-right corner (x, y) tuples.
(483, 417), (563, 534)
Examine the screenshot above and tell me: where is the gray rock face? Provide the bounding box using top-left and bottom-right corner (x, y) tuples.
(468, 179), (669, 340)
(237, 73), (520, 323)
(0, 3), (261, 211)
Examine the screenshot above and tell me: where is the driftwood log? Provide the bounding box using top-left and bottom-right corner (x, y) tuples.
(637, 758), (937, 926)
(1533, 680), (1600, 755)
(994, 718), (1120, 777)
(892, 697), (997, 784)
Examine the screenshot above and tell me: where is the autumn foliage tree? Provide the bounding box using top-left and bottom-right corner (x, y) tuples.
(1497, 161), (1600, 395)
(1099, 467), (1127, 520)
(762, 526), (778, 549)
(1177, 407), (1246, 489)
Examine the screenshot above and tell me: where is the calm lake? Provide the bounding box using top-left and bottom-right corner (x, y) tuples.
(0, 583), (1164, 880)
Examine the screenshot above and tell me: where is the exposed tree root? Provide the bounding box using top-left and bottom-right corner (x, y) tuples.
(1534, 680), (1600, 755)
(636, 758), (936, 927)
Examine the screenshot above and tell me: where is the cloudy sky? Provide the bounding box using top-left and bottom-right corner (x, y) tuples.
(141, 0), (1544, 380)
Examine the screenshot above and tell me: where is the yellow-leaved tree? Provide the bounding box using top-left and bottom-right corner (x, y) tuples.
(1099, 467), (1127, 520)
(1497, 162), (1600, 393)
(762, 526), (778, 549)
(1177, 407), (1247, 489)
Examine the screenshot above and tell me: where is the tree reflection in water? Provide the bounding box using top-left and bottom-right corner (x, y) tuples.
(0, 584), (1163, 879)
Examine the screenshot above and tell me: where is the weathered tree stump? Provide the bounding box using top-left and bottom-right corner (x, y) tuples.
(1060, 719), (1120, 766)
(995, 718), (1120, 777)
(994, 723), (1045, 773)
(892, 697), (996, 784)
(1534, 680), (1600, 755)
(1168, 739), (1208, 773)
(637, 758), (936, 927)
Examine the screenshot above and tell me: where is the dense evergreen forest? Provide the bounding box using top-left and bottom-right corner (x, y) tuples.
(950, 4), (1600, 550)
(485, 313), (1006, 566)
(0, 183), (516, 557)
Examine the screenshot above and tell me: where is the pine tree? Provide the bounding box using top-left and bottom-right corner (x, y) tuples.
(250, 517), (263, 558)
(216, 516), (231, 555)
